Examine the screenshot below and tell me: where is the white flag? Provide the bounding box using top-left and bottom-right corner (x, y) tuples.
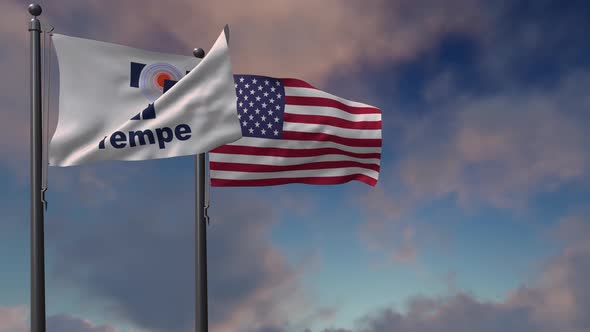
(49, 26), (241, 167)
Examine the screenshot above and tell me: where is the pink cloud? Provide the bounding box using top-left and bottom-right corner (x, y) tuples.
(357, 71), (590, 266)
(46, 189), (324, 332)
(0, 0), (489, 175)
(397, 71), (590, 210)
(316, 214), (590, 332)
(0, 306), (27, 332)
(357, 186), (450, 267)
(0, 307), (117, 332)
(47, 314), (117, 332)
(43, 0), (487, 83)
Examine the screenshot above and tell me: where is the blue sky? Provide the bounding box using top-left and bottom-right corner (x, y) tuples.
(1, 1), (590, 332)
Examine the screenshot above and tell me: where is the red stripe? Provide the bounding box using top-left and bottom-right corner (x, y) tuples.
(282, 131), (382, 147)
(281, 78), (318, 89)
(210, 145), (381, 159)
(211, 174), (377, 187)
(285, 96), (381, 115)
(210, 161), (380, 173)
(283, 113), (382, 130)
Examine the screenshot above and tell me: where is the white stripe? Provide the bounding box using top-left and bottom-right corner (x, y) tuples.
(210, 153), (380, 166)
(285, 87), (376, 108)
(221, 137), (382, 154)
(285, 105), (382, 122)
(210, 167), (379, 180)
(283, 122), (381, 139)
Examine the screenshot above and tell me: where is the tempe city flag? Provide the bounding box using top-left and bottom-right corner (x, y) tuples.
(210, 76), (382, 186)
(49, 26), (241, 166)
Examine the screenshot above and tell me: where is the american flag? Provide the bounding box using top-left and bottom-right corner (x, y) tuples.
(209, 75), (382, 186)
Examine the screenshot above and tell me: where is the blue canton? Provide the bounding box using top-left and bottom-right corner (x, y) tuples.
(233, 75), (285, 139)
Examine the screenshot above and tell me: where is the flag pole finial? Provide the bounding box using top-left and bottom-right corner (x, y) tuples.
(193, 48), (205, 59)
(28, 3), (42, 16)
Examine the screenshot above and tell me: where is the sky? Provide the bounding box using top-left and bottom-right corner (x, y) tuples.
(1, 0), (590, 332)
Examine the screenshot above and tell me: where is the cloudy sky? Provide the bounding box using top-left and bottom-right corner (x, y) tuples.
(2, 0), (590, 331)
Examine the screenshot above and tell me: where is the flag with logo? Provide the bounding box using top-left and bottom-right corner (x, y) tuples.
(209, 75), (382, 186)
(49, 26), (241, 167)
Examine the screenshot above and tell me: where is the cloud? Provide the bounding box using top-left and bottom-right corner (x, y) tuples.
(0, 2), (34, 174)
(505, 212), (590, 330)
(0, 0), (490, 174)
(397, 71), (590, 210)
(317, 214), (590, 332)
(0, 306), (27, 332)
(357, 186), (448, 266)
(358, 70), (590, 264)
(349, 1), (590, 266)
(46, 184), (314, 332)
(349, 294), (539, 332)
(475, 0), (590, 85)
(47, 314), (117, 332)
(41, 0), (488, 83)
(0, 307), (116, 332)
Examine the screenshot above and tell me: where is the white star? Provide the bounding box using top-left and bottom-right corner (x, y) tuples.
(238, 114), (242, 119)
(264, 80), (269, 85)
(271, 87), (276, 92)
(255, 108), (261, 114)
(274, 117), (279, 122)
(234, 83), (238, 88)
(239, 102), (243, 107)
(261, 115), (267, 121)
(252, 78), (257, 84)
(255, 122), (260, 128)
(249, 102), (254, 107)
(262, 103), (267, 108)
(258, 85), (263, 91)
(239, 89), (243, 95)
(264, 92), (269, 97)
(242, 120), (247, 126)
(244, 96), (249, 100)
(268, 109), (274, 115)
(267, 123), (273, 128)
(243, 108), (248, 113)
(256, 96), (261, 101)
(248, 128), (254, 134)
(239, 77), (244, 82)
(270, 98), (275, 104)
(274, 130), (279, 136)
(245, 83), (250, 88)
(275, 105), (280, 110)
(276, 81), (280, 86)
(250, 90), (255, 95)
(249, 115), (254, 120)
(261, 129), (266, 135)
(277, 93), (282, 98)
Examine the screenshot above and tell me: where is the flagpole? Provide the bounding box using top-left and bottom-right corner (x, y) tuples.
(195, 153), (208, 332)
(193, 47), (208, 332)
(28, 3), (47, 332)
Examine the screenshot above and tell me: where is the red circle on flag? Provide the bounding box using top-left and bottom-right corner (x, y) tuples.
(155, 72), (172, 88)
(139, 63), (183, 102)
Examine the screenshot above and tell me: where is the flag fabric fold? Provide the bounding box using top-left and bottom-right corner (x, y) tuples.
(209, 76), (382, 186)
(49, 27), (240, 167)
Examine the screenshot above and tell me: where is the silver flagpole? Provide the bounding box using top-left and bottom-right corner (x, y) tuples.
(28, 3), (46, 332)
(193, 47), (208, 332)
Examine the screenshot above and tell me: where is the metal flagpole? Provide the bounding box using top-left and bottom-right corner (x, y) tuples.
(28, 3), (46, 332)
(193, 47), (208, 332)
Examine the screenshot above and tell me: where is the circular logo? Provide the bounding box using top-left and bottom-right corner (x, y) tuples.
(139, 63), (183, 102)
